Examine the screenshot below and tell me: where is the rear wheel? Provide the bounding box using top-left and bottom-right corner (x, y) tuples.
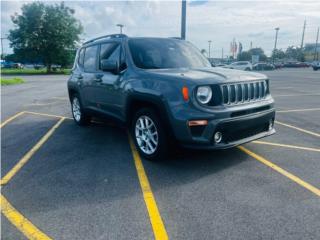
(71, 94), (91, 126)
(132, 108), (168, 161)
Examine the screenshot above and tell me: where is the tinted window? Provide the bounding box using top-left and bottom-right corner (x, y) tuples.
(78, 48), (85, 67)
(100, 42), (126, 71)
(84, 45), (98, 72)
(128, 39), (210, 69)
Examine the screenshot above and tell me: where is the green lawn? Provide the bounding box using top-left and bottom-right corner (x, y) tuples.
(1, 77), (25, 86)
(1, 68), (71, 75)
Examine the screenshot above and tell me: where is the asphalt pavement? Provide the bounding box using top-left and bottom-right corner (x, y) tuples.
(1, 68), (320, 240)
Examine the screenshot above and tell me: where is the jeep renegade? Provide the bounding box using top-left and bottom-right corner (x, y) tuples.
(68, 34), (275, 160)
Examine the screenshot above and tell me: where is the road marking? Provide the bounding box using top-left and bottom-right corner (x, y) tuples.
(1, 194), (52, 240)
(238, 146), (320, 197)
(273, 93), (320, 97)
(277, 108), (320, 113)
(128, 136), (168, 240)
(25, 111), (73, 120)
(275, 121), (320, 138)
(253, 141), (320, 152)
(51, 96), (69, 100)
(0, 117), (65, 185)
(0, 111), (25, 128)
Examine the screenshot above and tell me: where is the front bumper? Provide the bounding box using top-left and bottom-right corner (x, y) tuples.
(177, 108), (276, 150)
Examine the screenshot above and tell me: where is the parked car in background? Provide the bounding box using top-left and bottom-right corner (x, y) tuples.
(13, 63), (24, 69)
(225, 61), (253, 71)
(312, 61), (320, 71)
(283, 61), (309, 68)
(253, 62), (275, 71)
(274, 63), (284, 69)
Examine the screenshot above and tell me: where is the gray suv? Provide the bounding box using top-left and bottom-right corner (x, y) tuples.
(68, 34), (275, 160)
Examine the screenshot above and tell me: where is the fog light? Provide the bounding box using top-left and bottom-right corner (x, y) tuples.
(268, 120), (274, 131)
(214, 131), (222, 143)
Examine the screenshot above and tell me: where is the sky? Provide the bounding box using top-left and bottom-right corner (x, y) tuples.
(1, 0), (320, 57)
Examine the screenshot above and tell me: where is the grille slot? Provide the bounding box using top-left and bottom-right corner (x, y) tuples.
(221, 81), (267, 105)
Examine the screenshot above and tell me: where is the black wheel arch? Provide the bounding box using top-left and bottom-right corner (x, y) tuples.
(125, 93), (176, 140)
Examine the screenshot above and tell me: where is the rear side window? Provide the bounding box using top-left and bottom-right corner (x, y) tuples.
(84, 45), (98, 72)
(78, 48), (85, 67)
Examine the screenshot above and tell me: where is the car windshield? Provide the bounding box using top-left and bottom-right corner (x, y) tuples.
(128, 38), (211, 69)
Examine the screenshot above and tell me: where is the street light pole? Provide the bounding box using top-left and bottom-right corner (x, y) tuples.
(181, 0), (186, 40)
(116, 24), (124, 34)
(208, 40), (212, 59)
(1, 37), (7, 57)
(314, 27), (319, 61)
(273, 27), (280, 63)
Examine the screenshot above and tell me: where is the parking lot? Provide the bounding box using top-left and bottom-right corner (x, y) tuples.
(1, 68), (320, 240)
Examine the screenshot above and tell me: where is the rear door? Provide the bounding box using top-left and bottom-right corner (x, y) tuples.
(81, 44), (99, 109)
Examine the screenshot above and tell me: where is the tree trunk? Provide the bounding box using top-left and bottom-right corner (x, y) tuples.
(46, 64), (52, 73)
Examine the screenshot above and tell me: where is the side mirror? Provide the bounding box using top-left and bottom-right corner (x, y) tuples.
(101, 59), (119, 74)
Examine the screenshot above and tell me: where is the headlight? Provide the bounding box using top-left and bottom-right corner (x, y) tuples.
(196, 86), (212, 104)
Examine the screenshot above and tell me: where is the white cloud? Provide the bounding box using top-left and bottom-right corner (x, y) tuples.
(1, 0), (320, 57)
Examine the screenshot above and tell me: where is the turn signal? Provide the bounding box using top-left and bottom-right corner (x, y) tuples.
(182, 86), (189, 101)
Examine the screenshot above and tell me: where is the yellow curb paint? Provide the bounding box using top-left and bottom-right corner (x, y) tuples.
(0, 111), (25, 128)
(252, 141), (320, 153)
(275, 121), (320, 138)
(1, 194), (52, 240)
(238, 146), (320, 197)
(128, 135), (168, 240)
(0, 117), (65, 185)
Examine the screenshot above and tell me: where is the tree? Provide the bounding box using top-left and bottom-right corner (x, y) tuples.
(8, 2), (83, 73)
(237, 48), (267, 62)
(271, 49), (285, 60)
(285, 46), (305, 62)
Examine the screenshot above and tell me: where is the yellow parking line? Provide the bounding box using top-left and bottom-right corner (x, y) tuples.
(275, 121), (320, 138)
(0, 117), (65, 185)
(238, 146), (320, 197)
(128, 136), (168, 240)
(25, 111), (73, 120)
(277, 108), (320, 113)
(0, 111), (25, 128)
(252, 141), (320, 153)
(1, 194), (52, 240)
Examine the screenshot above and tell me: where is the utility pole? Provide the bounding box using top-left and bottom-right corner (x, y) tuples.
(1, 37), (7, 57)
(181, 0), (186, 40)
(208, 40), (212, 59)
(300, 19), (306, 49)
(250, 41), (252, 50)
(116, 24), (124, 34)
(314, 27), (319, 61)
(222, 48), (224, 60)
(273, 27), (280, 63)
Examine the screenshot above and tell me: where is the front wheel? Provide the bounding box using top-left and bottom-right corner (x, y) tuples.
(71, 94), (91, 126)
(132, 108), (168, 161)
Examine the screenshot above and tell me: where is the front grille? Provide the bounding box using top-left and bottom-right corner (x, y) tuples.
(221, 81), (267, 105)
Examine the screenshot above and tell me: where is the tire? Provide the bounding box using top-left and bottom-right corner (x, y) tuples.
(245, 67), (251, 71)
(131, 108), (168, 161)
(71, 93), (91, 126)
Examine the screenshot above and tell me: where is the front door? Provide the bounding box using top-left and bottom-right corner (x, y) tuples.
(93, 41), (127, 120)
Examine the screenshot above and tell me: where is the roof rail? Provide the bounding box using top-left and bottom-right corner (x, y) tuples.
(83, 34), (128, 45)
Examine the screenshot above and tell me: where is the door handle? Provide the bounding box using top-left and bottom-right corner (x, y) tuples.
(94, 73), (103, 82)
(77, 74), (83, 80)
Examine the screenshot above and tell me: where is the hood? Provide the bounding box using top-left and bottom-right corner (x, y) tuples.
(145, 67), (267, 85)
